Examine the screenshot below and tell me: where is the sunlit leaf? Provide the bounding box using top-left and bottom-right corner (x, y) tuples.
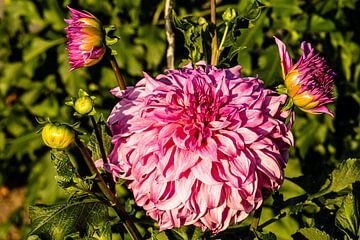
(335, 184), (360, 239)
(29, 199), (108, 240)
(50, 150), (76, 188)
(311, 158), (360, 199)
(294, 228), (331, 240)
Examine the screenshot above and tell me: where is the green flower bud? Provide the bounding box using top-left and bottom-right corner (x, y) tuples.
(74, 96), (94, 115)
(42, 123), (75, 149)
(222, 8), (237, 22)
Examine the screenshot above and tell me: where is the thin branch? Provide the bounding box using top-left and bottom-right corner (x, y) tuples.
(165, 0), (175, 69)
(210, 0), (218, 65)
(109, 54), (126, 90)
(250, 204), (263, 232)
(75, 137), (143, 240)
(89, 115), (115, 192)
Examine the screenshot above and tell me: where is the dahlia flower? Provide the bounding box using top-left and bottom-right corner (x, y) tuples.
(274, 37), (335, 116)
(65, 7), (106, 71)
(105, 62), (293, 233)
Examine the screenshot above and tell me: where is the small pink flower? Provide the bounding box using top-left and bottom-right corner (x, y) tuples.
(274, 37), (335, 116)
(64, 7), (106, 71)
(106, 62), (293, 233)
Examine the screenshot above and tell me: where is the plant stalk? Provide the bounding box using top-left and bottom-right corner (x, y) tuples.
(250, 204), (263, 232)
(245, 204), (263, 239)
(75, 137), (143, 240)
(109, 54), (126, 90)
(89, 115), (115, 192)
(210, 0), (218, 65)
(165, 0), (175, 69)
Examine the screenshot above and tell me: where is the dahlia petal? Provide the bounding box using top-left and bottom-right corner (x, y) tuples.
(302, 105), (334, 117)
(274, 36), (293, 78)
(158, 123), (181, 153)
(214, 134), (237, 157)
(174, 148), (199, 177)
(175, 172), (196, 203)
(200, 184), (224, 208)
(192, 160), (219, 185)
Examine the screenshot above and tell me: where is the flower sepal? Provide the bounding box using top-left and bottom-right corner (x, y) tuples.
(104, 25), (120, 47)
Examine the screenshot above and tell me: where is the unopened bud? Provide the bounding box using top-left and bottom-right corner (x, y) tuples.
(74, 96), (94, 115)
(222, 8), (237, 22)
(42, 123), (75, 149)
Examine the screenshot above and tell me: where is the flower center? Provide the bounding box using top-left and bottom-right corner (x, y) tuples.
(185, 79), (220, 126)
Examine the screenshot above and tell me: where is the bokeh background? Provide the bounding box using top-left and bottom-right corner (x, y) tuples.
(0, 0), (359, 239)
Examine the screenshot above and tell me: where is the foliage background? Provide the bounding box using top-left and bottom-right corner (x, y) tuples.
(0, 0), (359, 239)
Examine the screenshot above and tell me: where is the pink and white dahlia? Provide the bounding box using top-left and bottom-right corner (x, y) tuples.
(106, 62), (293, 233)
(64, 7), (106, 71)
(275, 37), (335, 116)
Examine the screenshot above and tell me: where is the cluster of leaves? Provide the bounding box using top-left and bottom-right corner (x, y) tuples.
(0, 0), (360, 239)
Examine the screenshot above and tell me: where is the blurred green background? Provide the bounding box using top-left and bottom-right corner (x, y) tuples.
(0, 0), (359, 239)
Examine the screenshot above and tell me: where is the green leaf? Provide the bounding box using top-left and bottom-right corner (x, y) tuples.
(335, 184), (360, 239)
(136, 25), (166, 70)
(173, 12), (209, 63)
(29, 199), (108, 240)
(309, 15), (336, 32)
(294, 228), (331, 240)
(150, 229), (170, 240)
(311, 158), (360, 199)
(50, 150), (76, 188)
(23, 37), (65, 62)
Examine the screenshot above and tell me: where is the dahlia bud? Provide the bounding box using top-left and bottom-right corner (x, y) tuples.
(222, 8), (236, 22)
(64, 6), (106, 71)
(65, 89), (96, 117)
(74, 96), (94, 115)
(42, 123), (75, 149)
(274, 37), (335, 116)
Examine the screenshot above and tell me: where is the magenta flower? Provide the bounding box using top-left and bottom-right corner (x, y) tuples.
(64, 7), (106, 71)
(274, 37), (335, 116)
(104, 62), (293, 233)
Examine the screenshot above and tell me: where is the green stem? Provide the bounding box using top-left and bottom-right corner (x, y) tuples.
(258, 211), (286, 230)
(250, 204), (263, 232)
(218, 24), (229, 51)
(216, 22), (230, 60)
(210, 0), (218, 65)
(90, 115), (115, 193)
(109, 54), (126, 90)
(75, 137), (143, 240)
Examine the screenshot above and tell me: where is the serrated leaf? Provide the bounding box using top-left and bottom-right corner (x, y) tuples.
(87, 121), (112, 161)
(50, 150), (76, 188)
(311, 158), (360, 199)
(295, 228), (331, 240)
(29, 199), (108, 240)
(335, 184), (360, 239)
(256, 231), (277, 240)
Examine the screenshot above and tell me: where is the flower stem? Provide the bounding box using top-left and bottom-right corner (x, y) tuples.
(75, 137), (143, 240)
(89, 115), (115, 192)
(109, 54), (126, 90)
(210, 0), (218, 65)
(165, 0), (175, 69)
(250, 204), (263, 231)
(216, 22), (229, 61)
(246, 204), (263, 239)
